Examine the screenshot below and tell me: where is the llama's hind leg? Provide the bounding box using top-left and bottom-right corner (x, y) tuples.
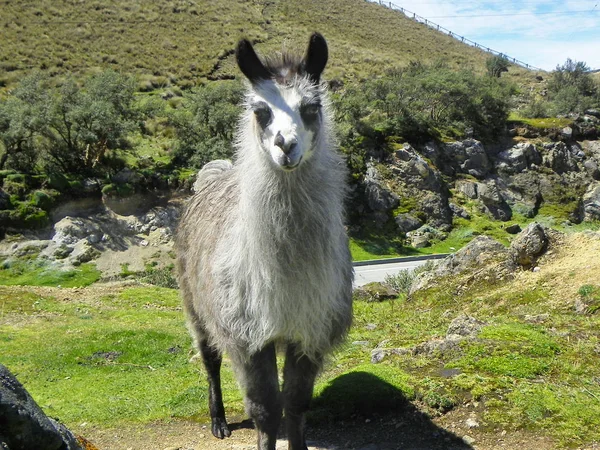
(283, 344), (322, 450)
(199, 339), (231, 439)
(240, 343), (282, 450)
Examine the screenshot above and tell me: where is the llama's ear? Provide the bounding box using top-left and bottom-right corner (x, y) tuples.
(236, 39), (271, 84)
(302, 33), (328, 84)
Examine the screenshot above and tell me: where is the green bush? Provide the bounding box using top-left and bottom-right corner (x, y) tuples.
(30, 190), (54, 210)
(46, 172), (70, 191)
(545, 59), (599, 115)
(171, 80), (244, 168)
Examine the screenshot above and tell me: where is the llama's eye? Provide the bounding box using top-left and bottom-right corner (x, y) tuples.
(253, 103), (272, 128)
(301, 104), (320, 123)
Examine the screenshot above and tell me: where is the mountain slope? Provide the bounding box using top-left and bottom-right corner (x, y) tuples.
(0, 0), (532, 87)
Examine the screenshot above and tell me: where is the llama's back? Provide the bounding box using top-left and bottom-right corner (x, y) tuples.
(176, 160), (238, 341)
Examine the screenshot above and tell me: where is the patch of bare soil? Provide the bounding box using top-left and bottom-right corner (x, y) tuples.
(81, 411), (567, 450)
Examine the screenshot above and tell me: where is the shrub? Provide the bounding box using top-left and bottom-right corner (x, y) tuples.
(384, 260), (436, 295)
(486, 55), (510, 78)
(30, 190), (54, 210)
(170, 80), (244, 168)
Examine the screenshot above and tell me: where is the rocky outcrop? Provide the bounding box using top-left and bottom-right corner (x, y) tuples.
(410, 235), (514, 294)
(476, 180), (512, 221)
(583, 182), (600, 221)
(541, 142), (580, 174)
(388, 144), (452, 230)
(0, 202), (181, 270)
(0, 363), (84, 450)
(495, 142), (542, 174)
(394, 214), (422, 234)
(443, 139), (491, 179)
(364, 163), (399, 212)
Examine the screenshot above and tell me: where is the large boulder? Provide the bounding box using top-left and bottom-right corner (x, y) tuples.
(495, 142), (542, 174)
(394, 213), (423, 234)
(364, 164), (399, 212)
(0, 363), (84, 450)
(477, 180), (512, 221)
(455, 180), (478, 199)
(583, 182), (600, 222)
(541, 142), (579, 174)
(509, 222), (548, 267)
(444, 139), (491, 178)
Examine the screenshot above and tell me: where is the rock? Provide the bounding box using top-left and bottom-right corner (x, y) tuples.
(477, 180), (512, 221)
(449, 203), (470, 220)
(561, 126), (573, 140)
(463, 435), (476, 445)
(410, 235), (513, 294)
(542, 142), (579, 174)
(69, 241), (100, 266)
(394, 214), (422, 234)
(444, 139), (491, 178)
(354, 282), (398, 302)
(0, 363), (84, 450)
(496, 142), (542, 174)
(364, 164), (400, 212)
(584, 159), (600, 180)
(53, 217), (102, 246)
(505, 224), (522, 234)
(0, 189), (11, 210)
(465, 417), (480, 429)
(456, 181), (478, 199)
(112, 167), (141, 185)
(585, 108), (600, 118)
(583, 182), (600, 222)
(53, 244), (74, 260)
(406, 225), (445, 249)
(510, 222), (548, 267)
(446, 315), (485, 339)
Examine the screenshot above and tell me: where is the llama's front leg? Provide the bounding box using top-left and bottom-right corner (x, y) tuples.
(199, 339), (231, 439)
(242, 343), (282, 450)
(283, 344), (322, 450)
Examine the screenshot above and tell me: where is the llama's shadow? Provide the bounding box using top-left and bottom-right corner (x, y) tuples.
(306, 371), (474, 450)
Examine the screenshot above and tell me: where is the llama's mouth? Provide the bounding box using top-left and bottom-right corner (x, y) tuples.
(281, 155), (303, 171)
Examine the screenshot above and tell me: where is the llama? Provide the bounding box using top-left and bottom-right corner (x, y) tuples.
(175, 33), (353, 450)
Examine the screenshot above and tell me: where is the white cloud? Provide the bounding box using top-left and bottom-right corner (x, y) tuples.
(382, 0), (600, 70)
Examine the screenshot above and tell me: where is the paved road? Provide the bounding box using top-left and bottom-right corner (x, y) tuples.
(353, 255), (447, 287)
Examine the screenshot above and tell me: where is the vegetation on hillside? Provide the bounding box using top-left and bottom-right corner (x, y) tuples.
(0, 0), (507, 90)
(521, 59), (600, 118)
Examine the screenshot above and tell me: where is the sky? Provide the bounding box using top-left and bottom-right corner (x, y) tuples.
(375, 0), (600, 72)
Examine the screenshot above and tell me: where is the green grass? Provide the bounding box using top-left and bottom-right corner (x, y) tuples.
(0, 259), (100, 287)
(349, 236), (412, 261)
(0, 286), (243, 426)
(508, 113), (573, 129)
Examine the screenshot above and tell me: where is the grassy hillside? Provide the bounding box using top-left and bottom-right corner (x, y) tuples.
(0, 0), (536, 89)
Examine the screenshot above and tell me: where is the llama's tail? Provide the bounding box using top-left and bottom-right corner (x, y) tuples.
(193, 160), (234, 193)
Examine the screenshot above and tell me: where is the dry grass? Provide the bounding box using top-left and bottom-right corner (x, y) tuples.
(0, 0), (539, 90)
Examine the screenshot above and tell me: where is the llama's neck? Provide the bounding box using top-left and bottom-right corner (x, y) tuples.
(234, 140), (346, 248)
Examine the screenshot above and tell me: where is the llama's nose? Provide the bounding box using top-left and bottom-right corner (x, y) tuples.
(274, 131), (297, 155)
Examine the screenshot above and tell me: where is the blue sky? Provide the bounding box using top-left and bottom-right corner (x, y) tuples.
(378, 0), (600, 71)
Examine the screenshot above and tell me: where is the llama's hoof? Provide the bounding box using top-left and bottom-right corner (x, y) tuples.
(211, 417), (231, 439)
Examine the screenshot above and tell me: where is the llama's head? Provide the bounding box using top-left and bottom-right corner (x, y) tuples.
(236, 33), (328, 171)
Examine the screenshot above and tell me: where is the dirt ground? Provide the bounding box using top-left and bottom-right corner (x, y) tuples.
(81, 410), (564, 450)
